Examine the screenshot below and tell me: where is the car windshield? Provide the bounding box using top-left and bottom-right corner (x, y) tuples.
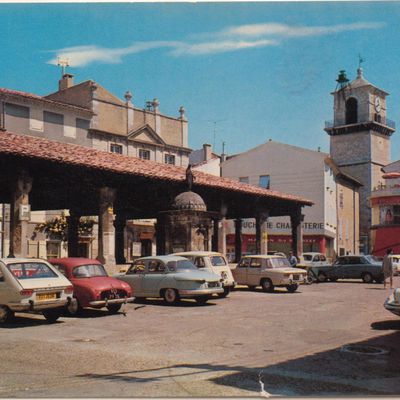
(7, 262), (58, 280)
(73, 264), (108, 278)
(167, 260), (197, 272)
(364, 255), (381, 264)
(210, 256), (227, 266)
(303, 255), (313, 261)
(269, 257), (291, 269)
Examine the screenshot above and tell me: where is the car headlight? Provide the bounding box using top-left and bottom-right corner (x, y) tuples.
(221, 272), (228, 280)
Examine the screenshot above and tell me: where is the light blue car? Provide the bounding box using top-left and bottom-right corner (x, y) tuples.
(114, 255), (223, 305)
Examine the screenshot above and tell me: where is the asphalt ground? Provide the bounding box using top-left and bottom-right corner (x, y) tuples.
(1, 277), (400, 398)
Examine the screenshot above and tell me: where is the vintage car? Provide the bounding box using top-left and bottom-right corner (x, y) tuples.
(232, 255), (307, 293)
(384, 288), (400, 316)
(114, 255), (223, 305)
(0, 258), (74, 323)
(49, 258), (134, 314)
(171, 251), (235, 297)
(309, 255), (384, 283)
(297, 252), (329, 268)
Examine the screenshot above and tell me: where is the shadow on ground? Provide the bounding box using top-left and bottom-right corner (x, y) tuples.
(74, 329), (400, 396)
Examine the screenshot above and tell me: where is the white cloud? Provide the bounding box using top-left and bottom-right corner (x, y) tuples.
(47, 41), (181, 67)
(46, 21), (385, 66)
(220, 22), (385, 38)
(170, 39), (277, 56)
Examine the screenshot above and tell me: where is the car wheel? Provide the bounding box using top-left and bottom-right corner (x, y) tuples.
(0, 305), (14, 323)
(66, 298), (81, 316)
(195, 296), (209, 305)
(286, 284), (298, 293)
(261, 278), (274, 293)
(318, 272), (327, 283)
(107, 304), (122, 314)
(362, 272), (373, 283)
(42, 309), (60, 323)
(163, 288), (180, 305)
(217, 286), (230, 298)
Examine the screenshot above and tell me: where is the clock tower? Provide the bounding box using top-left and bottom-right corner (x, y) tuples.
(325, 67), (395, 254)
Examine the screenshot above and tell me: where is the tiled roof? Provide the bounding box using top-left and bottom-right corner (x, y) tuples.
(0, 88), (93, 114)
(0, 131), (313, 205)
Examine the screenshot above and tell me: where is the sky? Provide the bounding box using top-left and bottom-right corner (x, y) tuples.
(1, 2), (400, 158)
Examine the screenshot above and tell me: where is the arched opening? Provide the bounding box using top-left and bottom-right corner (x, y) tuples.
(345, 97), (358, 124)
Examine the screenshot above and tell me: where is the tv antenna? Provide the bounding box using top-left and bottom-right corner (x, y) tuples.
(57, 58), (69, 77)
(207, 119), (226, 149)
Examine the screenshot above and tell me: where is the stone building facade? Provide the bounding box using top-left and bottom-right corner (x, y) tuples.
(220, 141), (361, 259)
(325, 68), (395, 253)
(0, 73), (191, 260)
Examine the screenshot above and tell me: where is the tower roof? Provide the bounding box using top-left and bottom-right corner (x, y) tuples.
(333, 68), (389, 96)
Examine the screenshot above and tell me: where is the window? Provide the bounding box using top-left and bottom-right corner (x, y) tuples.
(44, 111), (64, 125)
(259, 175), (270, 189)
(345, 98), (358, 124)
(139, 149), (151, 160)
(110, 143), (123, 154)
(250, 258), (262, 268)
(5, 103), (29, 119)
(238, 258), (251, 268)
(239, 177), (249, 184)
(165, 154), (175, 165)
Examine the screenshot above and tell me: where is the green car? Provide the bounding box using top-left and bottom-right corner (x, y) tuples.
(114, 255), (223, 305)
(310, 255), (384, 283)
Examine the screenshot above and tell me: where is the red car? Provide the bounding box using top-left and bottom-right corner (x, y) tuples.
(48, 258), (134, 315)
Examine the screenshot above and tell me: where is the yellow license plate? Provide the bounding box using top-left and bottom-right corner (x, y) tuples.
(36, 292), (57, 301)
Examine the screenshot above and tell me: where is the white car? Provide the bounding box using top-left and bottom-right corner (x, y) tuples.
(298, 252), (329, 268)
(384, 288), (400, 316)
(171, 251), (236, 297)
(233, 255), (307, 293)
(0, 258), (74, 323)
(390, 255), (400, 276)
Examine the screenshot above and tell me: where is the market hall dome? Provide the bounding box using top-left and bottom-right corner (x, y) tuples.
(171, 191), (207, 211)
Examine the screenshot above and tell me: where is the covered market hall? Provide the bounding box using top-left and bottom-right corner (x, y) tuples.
(0, 131), (312, 265)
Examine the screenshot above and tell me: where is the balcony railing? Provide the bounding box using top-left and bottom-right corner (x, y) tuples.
(371, 184), (400, 197)
(325, 117), (396, 130)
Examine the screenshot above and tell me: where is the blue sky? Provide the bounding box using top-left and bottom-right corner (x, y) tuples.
(1, 2), (400, 158)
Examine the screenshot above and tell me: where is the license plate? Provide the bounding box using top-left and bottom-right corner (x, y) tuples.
(36, 292), (57, 301)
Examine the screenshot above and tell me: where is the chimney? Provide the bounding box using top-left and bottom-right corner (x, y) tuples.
(203, 143), (212, 162)
(59, 73), (74, 91)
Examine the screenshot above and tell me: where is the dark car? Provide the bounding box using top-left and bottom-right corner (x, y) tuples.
(49, 258), (134, 315)
(310, 255), (383, 283)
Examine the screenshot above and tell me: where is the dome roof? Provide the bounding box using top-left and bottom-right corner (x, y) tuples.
(172, 191), (207, 211)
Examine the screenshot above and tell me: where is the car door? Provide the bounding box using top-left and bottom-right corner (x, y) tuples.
(124, 260), (147, 296)
(248, 258), (262, 286)
(234, 258), (250, 284)
(0, 264), (16, 304)
(331, 257), (347, 279)
(141, 259), (167, 296)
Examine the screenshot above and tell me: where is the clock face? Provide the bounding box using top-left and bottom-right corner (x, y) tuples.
(374, 97), (381, 113)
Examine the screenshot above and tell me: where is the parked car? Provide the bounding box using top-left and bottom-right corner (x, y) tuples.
(171, 251), (235, 297)
(309, 255), (384, 283)
(0, 258), (74, 323)
(389, 255), (400, 276)
(297, 252), (329, 268)
(114, 255), (223, 305)
(49, 258), (134, 315)
(384, 288), (400, 316)
(232, 255), (307, 293)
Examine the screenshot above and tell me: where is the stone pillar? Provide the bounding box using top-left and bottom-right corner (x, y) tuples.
(256, 211), (269, 254)
(234, 218), (242, 263)
(97, 187), (116, 265)
(155, 217), (166, 255)
(114, 213), (126, 264)
(290, 209), (304, 258)
(212, 218), (219, 252)
(9, 170), (32, 258)
(218, 218), (227, 255)
(67, 212), (80, 257)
